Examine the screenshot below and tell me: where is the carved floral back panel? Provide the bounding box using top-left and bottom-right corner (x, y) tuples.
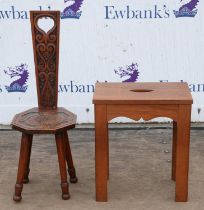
(30, 11), (60, 110)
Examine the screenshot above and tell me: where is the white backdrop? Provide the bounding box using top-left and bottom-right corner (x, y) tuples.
(0, 0), (204, 124)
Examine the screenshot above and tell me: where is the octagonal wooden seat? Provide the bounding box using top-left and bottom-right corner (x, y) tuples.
(12, 11), (78, 202)
(12, 108), (76, 134)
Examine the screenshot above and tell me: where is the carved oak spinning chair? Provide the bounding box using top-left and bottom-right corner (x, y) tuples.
(12, 11), (78, 202)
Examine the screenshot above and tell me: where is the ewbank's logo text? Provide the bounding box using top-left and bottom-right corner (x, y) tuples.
(105, 5), (170, 20)
(0, 0), (84, 20)
(59, 81), (94, 93)
(105, 1), (199, 20)
(160, 80), (204, 92)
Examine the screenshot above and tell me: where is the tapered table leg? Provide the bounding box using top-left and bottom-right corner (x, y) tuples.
(95, 105), (108, 202)
(175, 105), (191, 202)
(172, 121), (177, 181)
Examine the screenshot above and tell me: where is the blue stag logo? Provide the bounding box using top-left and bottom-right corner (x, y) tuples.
(4, 64), (29, 93)
(114, 63), (139, 83)
(174, 0), (199, 18)
(61, 0), (84, 19)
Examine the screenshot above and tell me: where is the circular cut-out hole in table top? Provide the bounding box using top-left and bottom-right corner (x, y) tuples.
(130, 89), (154, 93)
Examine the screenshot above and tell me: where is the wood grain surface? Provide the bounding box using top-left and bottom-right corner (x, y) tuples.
(12, 11), (77, 202)
(93, 82), (193, 105)
(94, 82), (193, 202)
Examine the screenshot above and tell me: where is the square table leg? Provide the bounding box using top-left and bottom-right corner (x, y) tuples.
(172, 121), (177, 181)
(175, 105), (191, 202)
(106, 122), (109, 180)
(95, 105), (108, 202)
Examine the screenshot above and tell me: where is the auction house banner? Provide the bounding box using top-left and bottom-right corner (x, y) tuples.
(0, 0), (204, 123)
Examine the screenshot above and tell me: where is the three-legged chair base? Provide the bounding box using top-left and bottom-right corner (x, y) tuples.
(13, 131), (77, 202)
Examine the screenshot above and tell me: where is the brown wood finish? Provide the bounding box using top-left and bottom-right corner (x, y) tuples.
(95, 105), (108, 202)
(106, 122), (109, 180)
(172, 121), (177, 181)
(30, 11), (60, 110)
(55, 133), (70, 200)
(175, 105), (191, 202)
(23, 134), (33, 184)
(12, 11), (77, 202)
(63, 131), (78, 183)
(12, 107), (76, 134)
(93, 82), (193, 202)
(93, 82), (192, 105)
(107, 104), (179, 122)
(13, 133), (32, 202)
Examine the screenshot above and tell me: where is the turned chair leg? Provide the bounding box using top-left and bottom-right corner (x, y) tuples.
(63, 131), (78, 183)
(23, 134), (33, 184)
(55, 132), (70, 200)
(13, 133), (32, 202)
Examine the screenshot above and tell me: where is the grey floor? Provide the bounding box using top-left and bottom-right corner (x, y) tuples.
(0, 125), (204, 210)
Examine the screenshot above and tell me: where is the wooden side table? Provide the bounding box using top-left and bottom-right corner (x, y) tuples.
(93, 82), (193, 202)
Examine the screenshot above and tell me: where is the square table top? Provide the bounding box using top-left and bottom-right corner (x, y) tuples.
(93, 82), (193, 105)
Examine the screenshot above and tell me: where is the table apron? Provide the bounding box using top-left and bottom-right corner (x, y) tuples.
(106, 104), (181, 122)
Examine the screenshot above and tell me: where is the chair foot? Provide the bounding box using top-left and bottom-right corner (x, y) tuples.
(68, 168), (78, 183)
(13, 195), (22, 202)
(23, 168), (30, 184)
(62, 193), (70, 200)
(13, 183), (23, 202)
(61, 182), (70, 200)
(23, 178), (29, 184)
(70, 177), (78, 184)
